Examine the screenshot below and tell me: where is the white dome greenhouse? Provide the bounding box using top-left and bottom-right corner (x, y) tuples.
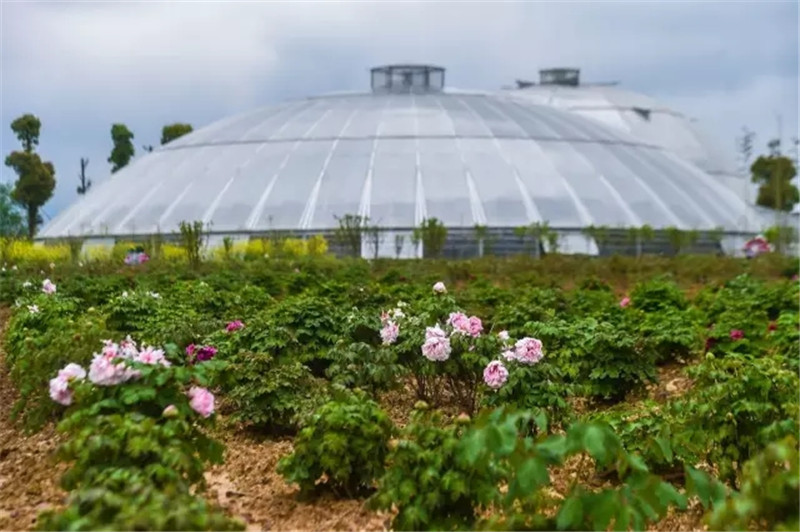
(40, 65), (767, 257)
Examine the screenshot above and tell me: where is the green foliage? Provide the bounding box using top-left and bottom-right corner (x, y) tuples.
(178, 220), (205, 268)
(413, 217), (448, 258)
(0, 183), (25, 237)
(333, 214), (366, 257)
(372, 406), (686, 531)
(10, 113), (41, 153)
(278, 389), (394, 496)
(677, 354), (799, 483)
(108, 123), (135, 173)
(639, 308), (702, 363)
(706, 436), (799, 531)
(630, 276), (687, 312)
(4, 150), (56, 238)
(750, 155), (799, 211)
(161, 123), (194, 145)
(222, 352), (327, 431)
(370, 405), (503, 530)
(38, 476), (243, 531)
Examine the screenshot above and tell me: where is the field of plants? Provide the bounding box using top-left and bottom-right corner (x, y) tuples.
(0, 251), (797, 531)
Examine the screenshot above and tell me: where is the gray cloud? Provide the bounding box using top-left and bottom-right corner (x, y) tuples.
(1, 1), (797, 218)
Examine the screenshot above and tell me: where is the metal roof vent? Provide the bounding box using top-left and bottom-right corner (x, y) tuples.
(539, 68), (580, 87)
(371, 64), (445, 93)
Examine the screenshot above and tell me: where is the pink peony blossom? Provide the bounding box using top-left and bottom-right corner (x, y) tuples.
(135, 347), (170, 367)
(421, 335), (452, 362)
(502, 349), (516, 361)
(729, 329), (744, 341)
(483, 360), (509, 389)
(425, 324), (447, 340)
(162, 404), (178, 418)
(49, 377), (72, 405)
(619, 296), (630, 308)
(514, 337), (544, 365)
(42, 279), (56, 295)
(88, 355), (135, 386)
(448, 312), (471, 335)
(187, 386), (215, 418)
(58, 363), (87, 382)
(433, 282), (446, 294)
(467, 316), (483, 337)
(498, 330), (510, 342)
(226, 320), (245, 333)
(380, 321), (399, 345)
(119, 336), (138, 358)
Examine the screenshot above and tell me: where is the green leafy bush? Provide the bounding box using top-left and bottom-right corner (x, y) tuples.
(677, 353), (799, 483)
(707, 436), (799, 531)
(630, 276), (687, 312)
(278, 389), (394, 496)
(222, 352), (327, 431)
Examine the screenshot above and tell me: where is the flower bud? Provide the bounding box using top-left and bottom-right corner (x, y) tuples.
(162, 404), (178, 418)
(388, 439), (399, 450)
(456, 413), (471, 425)
(413, 400), (429, 411)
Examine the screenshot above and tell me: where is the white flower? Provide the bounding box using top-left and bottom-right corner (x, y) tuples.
(121, 291), (129, 298)
(27, 304), (40, 314)
(22, 281), (32, 288)
(49, 262), (55, 269)
(12, 265), (18, 271)
(433, 281), (446, 294)
(498, 330), (510, 342)
(149, 292), (160, 299)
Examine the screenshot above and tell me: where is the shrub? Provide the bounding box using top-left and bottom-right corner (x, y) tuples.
(677, 354), (799, 483)
(222, 352), (327, 432)
(278, 389), (394, 496)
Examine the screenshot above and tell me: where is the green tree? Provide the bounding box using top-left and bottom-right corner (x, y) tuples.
(108, 124), (135, 173)
(10, 114), (41, 153)
(161, 123), (193, 145)
(4, 152), (55, 239)
(750, 154), (799, 212)
(412, 218), (447, 258)
(0, 183), (25, 237)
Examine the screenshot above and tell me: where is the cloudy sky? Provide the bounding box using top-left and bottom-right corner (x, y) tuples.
(1, 0), (798, 219)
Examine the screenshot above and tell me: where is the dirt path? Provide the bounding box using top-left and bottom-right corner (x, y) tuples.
(0, 309), (66, 531)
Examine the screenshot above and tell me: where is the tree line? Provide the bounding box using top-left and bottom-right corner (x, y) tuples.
(2, 116), (193, 238)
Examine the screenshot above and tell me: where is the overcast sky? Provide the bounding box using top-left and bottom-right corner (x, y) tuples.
(1, 0), (798, 219)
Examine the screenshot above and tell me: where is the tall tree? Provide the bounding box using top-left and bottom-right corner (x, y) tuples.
(161, 123), (193, 145)
(108, 124), (135, 173)
(10, 114), (41, 153)
(750, 153), (799, 212)
(4, 151), (55, 239)
(0, 183), (26, 237)
(77, 157), (92, 195)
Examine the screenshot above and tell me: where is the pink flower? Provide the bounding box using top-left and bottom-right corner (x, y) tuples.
(226, 320), (245, 333)
(162, 404), (178, 418)
(448, 312), (471, 335)
(187, 386), (215, 418)
(421, 335), (452, 362)
(119, 336), (138, 358)
(502, 349), (516, 361)
(196, 345), (217, 362)
(793, 274), (799, 282)
(483, 360), (509, 389)
(433, 282), (446, 294)
(514, 337), (544, 365)
(58, 363), (86, 381)
(498, 330), (510, 342)
(467, 316), (483, 337)
(135, 347), (170, 367)
(49, 377), (72, 405)
(619, 296), (630, 308)
(88, 355), (135, 386)
(186, 344), (196, 358)
(380, 321), (399, 345)
(768, 321), (777, 332)
(425, 324), (447, 340)
(729, 329), (744, 341)
(42, 279), (56, 295)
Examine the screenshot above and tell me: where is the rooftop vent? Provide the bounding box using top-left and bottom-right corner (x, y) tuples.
(371, 64), (445, 93)
(539, 68), (580, 87)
